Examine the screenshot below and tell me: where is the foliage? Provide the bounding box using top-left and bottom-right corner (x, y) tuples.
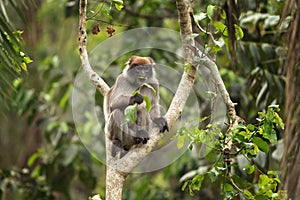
(193, 4), (244, 54)
(89, 194), (102, 200)
(192, 2), (287, 122)
(0, 0), (294, 199)
(179, 105), (285, 199)
(1, 1), (99, 199)
(124, 83), (156, 123)
(0, 0), (32, 108)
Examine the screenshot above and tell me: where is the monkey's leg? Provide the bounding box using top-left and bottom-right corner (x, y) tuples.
(107, 110), (126, 157)
(110, 109), (141, 157)
(134, 106), (151, 143)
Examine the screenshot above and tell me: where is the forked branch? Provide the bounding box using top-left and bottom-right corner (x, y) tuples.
(78, 0), (241, 199)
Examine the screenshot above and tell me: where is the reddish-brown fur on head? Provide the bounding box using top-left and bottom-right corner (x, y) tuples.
(128, 56), (154, 66)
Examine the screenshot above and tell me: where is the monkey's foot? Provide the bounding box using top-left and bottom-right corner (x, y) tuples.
(134, 130), (149, 144)
(134, 136), (149, 144)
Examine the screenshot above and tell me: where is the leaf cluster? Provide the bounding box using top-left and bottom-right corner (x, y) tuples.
(192, 4), (244, 54)
(124, 83), (156, 124)
(0, 1), (32, 108)
(179, 105), (285, 199)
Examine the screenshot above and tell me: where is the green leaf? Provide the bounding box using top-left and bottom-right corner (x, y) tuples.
(177, 134), (186, 149)
(249, 43), (261, 66)
(207, 5), (215, 20)
(246, 145), (257, 158)
(223, 183), (234, 193)
(238, 130), (251, 140)
(220, 9), (226, 20)
(261, 43), (275, 59)
(244, 164), (255, 174)
(194, 12), (207, 21)
(274, 112), (284, 130)
(268, 129), (277, 144)
(113, 0), (124, 11)
(253, 137), (269, 153)
(114, 3), (124, 11)
(27, 150), (42, 166)
(30, 165), (41, 178)
(23, 55), (33, 64)
(131, 90), (140, 96)
(181, 181), (189, 191)
(184, 64), (192, 72)
(247, 124), (256, 132)
(188, 184), (195, 196)
(267, 171), (281, 183)
(191, 174), (204, 191)
(244, 189), (255, 199)
(89, 194), (102, 200)
(143, 95), (152, 112)
(258, 174), (269, 187)
(59, 91), (70, 108)
(60, 122), (69, 133)
(268, 104), (279, 110)
(256, 82), (267, 106)
(208, 170), (218, 182)
(177, 127), (188, 136)
(141, 83), (156, 94)
(124, 104), (137, 123)
(214, 21), (228, 36)
(21, 62), (27, 71)
(234, 24), (244, 40)
(264, 15), (280, 29)
(267, 170), (277, 176)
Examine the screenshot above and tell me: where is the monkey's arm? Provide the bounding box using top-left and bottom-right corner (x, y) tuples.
(110, 93), (144, 111)
(153, 117), (169, 132)
(109, 95), (132, 111)
(148, 89), (169, 133)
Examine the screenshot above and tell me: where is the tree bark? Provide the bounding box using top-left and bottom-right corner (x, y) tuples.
(78, 0), (110, 96)
(281, 0), (300, 199)
(105, 165), (126, 200)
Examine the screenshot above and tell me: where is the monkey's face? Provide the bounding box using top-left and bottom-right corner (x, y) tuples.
(127, 64), (154, 85)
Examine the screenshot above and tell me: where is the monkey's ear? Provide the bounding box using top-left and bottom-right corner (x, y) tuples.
(146, 57), (155, 64)
(127, 56), (138, 65)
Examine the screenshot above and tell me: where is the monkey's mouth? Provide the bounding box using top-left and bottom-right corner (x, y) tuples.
(138, 76), (147, 82)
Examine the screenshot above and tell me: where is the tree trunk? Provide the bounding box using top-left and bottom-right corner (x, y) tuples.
(105, 166), (126, 200)
(281, 1), (300, 199)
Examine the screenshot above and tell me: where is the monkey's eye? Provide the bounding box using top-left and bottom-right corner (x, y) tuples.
(143, 64), (153, 68)
(131, 64), (139, 68)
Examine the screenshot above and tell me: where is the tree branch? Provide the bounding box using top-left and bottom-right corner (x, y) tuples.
(79, 0), (110, 96)
(192, 27), (243, 176)
(79, 0), (198, 199)
(78, 0), (241, 199)
(106, 0), (198, 174)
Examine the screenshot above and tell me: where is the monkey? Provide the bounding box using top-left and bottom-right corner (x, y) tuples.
(104, 56), (169, 158)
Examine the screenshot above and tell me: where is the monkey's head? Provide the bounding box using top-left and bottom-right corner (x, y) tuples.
(124, 56), (156, 86)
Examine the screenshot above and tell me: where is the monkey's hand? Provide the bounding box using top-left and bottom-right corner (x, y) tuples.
(129, 93), (144, 105)
(153, 117), (169, 133)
